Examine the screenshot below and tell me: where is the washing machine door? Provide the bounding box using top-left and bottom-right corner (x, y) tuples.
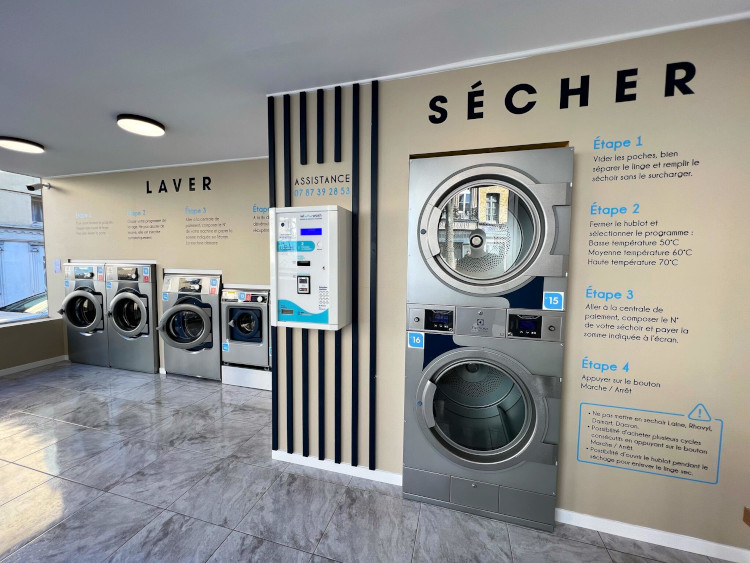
(418, 165), (570, 295)
(227, 307), (263, 343)
(158, 301), (212, 350)
(59, 289), (104, 333)
(416, 347), (558, 470)
(108, 290), (148, 338)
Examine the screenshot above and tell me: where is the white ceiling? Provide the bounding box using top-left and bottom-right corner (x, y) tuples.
(1, 1), (748, 179)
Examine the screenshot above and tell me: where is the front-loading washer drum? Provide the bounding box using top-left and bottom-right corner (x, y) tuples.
(158, 300), (213, 350)
(108, 291), (148, 338)
(418, 164), (571, 296)
(416, 347), (559, 471)
(60, 288), (104, 333)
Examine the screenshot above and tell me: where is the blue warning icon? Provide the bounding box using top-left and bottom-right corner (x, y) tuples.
(688, 403), (712, 422)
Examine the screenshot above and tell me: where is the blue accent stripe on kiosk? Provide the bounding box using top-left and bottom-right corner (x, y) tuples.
(278, 300), (329, 324)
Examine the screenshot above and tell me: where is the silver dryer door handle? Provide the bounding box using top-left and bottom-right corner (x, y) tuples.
(422, 380), (437, 428)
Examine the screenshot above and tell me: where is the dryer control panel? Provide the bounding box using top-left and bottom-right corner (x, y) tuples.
(270, 206), (351, 330)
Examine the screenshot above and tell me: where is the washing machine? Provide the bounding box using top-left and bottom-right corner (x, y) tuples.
(403, 147), (573, 531)
(105, 262), (158, 373)
(158, 270), (222, 381)
(59, 262), (108, 367)
(220, 285), (271, 390)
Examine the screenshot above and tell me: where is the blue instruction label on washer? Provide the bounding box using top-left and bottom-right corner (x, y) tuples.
(408, 332), (424, 349)
(162, 293), (168, 301)
(543, 291), (564, 310)
(222, 343), (229, 352)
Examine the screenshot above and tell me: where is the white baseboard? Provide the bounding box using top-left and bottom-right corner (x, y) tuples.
(158, 368), (167, 375)
(272, 451), (402, 486)
(0, 355), (68, 378)
(556, 508), (750, 563)
(221, 365), (271, 390)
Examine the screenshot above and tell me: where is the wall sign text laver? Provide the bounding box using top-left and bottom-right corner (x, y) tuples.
(146, 176), (212, 194)
(428, 62), (696, 122)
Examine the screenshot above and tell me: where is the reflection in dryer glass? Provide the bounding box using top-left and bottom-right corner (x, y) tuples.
(434, 361), (526, 452)
(67, 296), (97, 327)
(167, 310), (205, 343)
(113, 299), (142, 331)
(437, 185), (534, 280)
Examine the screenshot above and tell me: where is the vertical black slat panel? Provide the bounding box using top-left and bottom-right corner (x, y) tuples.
(317, 89), (324, 164)
(286, 328), (293, 453)
(334, 86), (342, 162)
(283, 94), (294, 454)
(301, 329), (309, 457)
(299, 91), (308, 165)
(318, 330), (325, 460)
(267, 96), (279, 451)
(334, 329), (342, 463)
(368, 80), (379, 470)
(350, 83), (360, 467)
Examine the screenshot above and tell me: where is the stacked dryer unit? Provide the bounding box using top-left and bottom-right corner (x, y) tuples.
(403, 148), (573, 531)
(220, 285), (271, 390)
(158, 270), (222, 380)
(105, 262), (158, 373)
(59, 261), (109, 367)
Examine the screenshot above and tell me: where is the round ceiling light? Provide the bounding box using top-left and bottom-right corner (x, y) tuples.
(116, 114), (166, 137)
(0, 137), (45, 154)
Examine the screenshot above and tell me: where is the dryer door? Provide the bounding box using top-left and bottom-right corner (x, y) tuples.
(227, 307), (263, 343)
(418, 165), (570, 296)
(109, 291), (148, 338)
(158, 303), (212, 350)
(59, 289), (104, 333)
(416, 347), (558, 471)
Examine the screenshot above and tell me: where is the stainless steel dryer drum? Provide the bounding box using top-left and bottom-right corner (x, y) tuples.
(403, 148), (573, 531)
(158, 271), (222, 381)
(105, 263), (158, 373)
(59, 262), (109, 367)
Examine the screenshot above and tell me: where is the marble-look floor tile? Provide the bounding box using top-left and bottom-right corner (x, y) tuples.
(241, 394), (272, 411)
(108, 510), (231, 563)
(253, 390), (272, 399)
(4, 493), (162, 563)
(0, 412), (52, 440)
(60, 438), (171, 491)
(174, 393), (237, 424)
(413, 503), (510, 562)
(114, 380), (186, 403)
(0, 464), (52, 506)
(0, 477), (102, 558)
(170, 458), (280, 528)
(223, 403), (272, 426)
(310, 556), (337, 563)
(139, 410), (212, 447)
(14, 428), (124, 475)
(93, 401), (173, 436)
(237, 472), (346, 552)
(609, 550), (662, 562)
(149, 384), (219, 409)
(214, 385), (261, 405)
(110, 448), (220, 508)
(232, 425), (287, 469)
(2, 386), (82, 416)
(508, 524), (612, 563)
(599, 532), (711, 563)
(707, 557), (735, 563)
(173, 416), (264, 458)
(55, 396), (137, 428)
(284, 463), (352, 486)
(316, 487), (420, 563)
(0, 419), (84, 462)
(347, 475), (402, 498)
(208, 531), (311, 563)
(547, 522), (606, 547)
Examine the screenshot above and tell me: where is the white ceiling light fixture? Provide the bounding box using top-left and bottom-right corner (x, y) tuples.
(116, 114), (166, 137)
(0, 137), (45, 154)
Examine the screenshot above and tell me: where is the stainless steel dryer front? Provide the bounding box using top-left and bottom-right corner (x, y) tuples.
(105, 262), (158, 373)
(59, 262), (108, 367)
(158, 271), (221, 380)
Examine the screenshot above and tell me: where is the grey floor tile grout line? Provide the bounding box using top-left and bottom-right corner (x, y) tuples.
(409, 502), (423, 563)
(310, 481), (350, 559)
(507, 520), (515, 563)
(92, 505), (171, 563)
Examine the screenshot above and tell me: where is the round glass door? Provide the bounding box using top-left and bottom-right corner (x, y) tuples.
(109, 293), (147, 338)
(229, 308), (262, 342)
(167, 309), (206, 344)
(61, 290), (103, 333)
(433, 361), (526, 453)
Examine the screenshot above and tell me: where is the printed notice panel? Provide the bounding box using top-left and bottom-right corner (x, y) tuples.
(577, 403), (723, 484)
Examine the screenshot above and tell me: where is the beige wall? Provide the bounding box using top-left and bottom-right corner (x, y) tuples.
(43, 159), (269, 368)
(0, 319), (65, 372)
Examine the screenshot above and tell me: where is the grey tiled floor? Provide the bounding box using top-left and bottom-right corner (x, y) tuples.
(0, 362), (721, 562)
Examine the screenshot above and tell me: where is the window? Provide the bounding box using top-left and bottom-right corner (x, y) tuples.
(0, 170), (48, 324)
(486, 193), (499, 223)
(457, 190), (471, 216)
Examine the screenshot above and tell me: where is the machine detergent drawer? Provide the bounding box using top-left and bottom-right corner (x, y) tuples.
(499, 487), (556, 526)
(403, 467), (450, 502)
(450, 477), (499, 513)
